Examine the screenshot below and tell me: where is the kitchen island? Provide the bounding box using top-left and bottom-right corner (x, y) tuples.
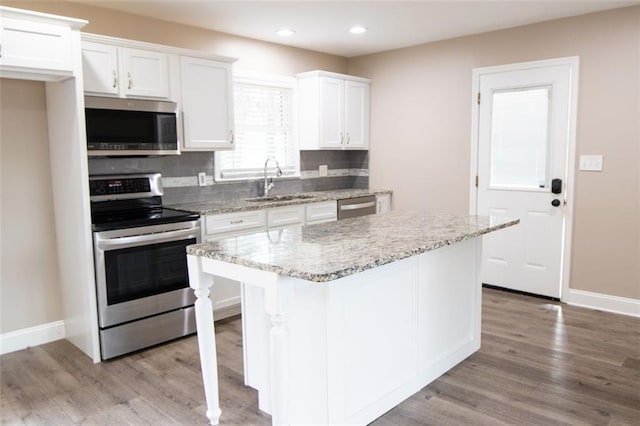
(186, 211), (518, 425)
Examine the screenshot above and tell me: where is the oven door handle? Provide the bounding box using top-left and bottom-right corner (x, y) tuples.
(95, 228), (199, 250)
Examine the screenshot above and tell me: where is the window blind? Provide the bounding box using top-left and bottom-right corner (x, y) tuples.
(216, 79), (298, 181)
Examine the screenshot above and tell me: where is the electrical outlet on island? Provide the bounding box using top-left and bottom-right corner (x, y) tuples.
(319, 165), (328, 177)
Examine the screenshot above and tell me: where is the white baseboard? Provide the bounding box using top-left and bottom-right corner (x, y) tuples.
(0, 320), (66, 355)
(565, 289), (640, 317)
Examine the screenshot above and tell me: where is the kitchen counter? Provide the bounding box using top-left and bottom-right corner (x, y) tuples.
(187, 211), (518, 282)
(169, 188), (391, 215)
(187, 210), (518, 425)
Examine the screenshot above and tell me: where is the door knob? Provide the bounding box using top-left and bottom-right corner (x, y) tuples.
(551, 199), (561, 207)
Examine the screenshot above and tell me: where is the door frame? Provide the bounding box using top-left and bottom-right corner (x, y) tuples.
(469, 56), (579, 301)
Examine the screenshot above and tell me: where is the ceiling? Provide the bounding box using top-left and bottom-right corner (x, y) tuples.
(77, 1), (639, 57)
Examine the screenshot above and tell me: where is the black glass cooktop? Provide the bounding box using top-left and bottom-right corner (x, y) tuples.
(92, 207), (199, 232)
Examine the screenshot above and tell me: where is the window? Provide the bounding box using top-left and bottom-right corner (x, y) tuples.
(489, 86), (551, 189)
(215, 73), (299, 181)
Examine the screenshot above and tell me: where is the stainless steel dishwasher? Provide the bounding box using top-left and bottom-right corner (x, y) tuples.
(337, 195), (377, 220)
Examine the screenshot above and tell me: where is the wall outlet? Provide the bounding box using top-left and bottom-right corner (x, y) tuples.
(198, 172), (207, 186)
(319, 165), (328, 177)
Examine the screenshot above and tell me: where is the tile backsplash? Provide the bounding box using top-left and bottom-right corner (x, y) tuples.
(88, 150), (369, 205)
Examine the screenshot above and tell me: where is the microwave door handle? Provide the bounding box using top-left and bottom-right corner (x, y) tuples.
(96, 228), (199, 250)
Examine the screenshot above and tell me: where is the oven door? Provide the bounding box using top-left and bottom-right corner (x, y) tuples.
(93, 220), (200, 328)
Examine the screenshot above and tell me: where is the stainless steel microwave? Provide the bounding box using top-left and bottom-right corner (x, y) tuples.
(85, 96), (180, 156)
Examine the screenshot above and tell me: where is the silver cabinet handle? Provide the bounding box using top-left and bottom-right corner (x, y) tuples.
(339, 201), (376, 211)
(230, 219), (243, 224)
(229, 129), (234, 144)
(112, 70), (117, 88)
(127, 72), (132, 90)
(340, 132), (344, 144)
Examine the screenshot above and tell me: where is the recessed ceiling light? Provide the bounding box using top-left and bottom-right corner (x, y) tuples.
(276, 28), (295, 37)
(349, 26), (367, 34)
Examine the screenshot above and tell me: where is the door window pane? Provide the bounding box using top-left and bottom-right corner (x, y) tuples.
(490, 87), (550, 189)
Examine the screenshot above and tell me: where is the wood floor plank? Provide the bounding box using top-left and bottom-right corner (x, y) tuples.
(2, 288), (639, 425)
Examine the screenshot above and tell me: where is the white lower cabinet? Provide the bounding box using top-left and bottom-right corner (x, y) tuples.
(267, 205), (305, 229)
(305, 200), (338, 224)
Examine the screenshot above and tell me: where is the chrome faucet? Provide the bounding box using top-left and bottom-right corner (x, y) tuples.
(263, 157), (283, 196)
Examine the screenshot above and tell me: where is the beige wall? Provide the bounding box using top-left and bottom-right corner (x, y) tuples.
(1, 79), (63, 333)
(0, 1), (347, 334)
(349, 6), (640, 299)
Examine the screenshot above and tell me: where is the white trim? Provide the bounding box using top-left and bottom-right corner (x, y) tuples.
(0, 321), (66, 355)
(234, 70), (297, 88)
(82, 33), (236, 63)
(565, 289), (640, 318)
(470, 56), (579, 303)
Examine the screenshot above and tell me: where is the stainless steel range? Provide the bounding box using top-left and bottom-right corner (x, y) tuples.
(90, 173), (200, 360)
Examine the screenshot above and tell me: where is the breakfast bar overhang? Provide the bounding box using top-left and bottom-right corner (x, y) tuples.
(186, 211), (519, 425)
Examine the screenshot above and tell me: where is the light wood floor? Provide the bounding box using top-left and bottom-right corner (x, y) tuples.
(2, 288), (639, 425)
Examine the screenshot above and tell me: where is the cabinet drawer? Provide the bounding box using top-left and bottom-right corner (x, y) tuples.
(205, 210), (266, 237)
(268, 205), (305, 228)
(306, 201), (337, 225)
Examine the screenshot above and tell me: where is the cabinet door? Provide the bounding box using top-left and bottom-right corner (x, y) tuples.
(344, 80), (369, 149)
(0, 18), (72, 73)
(180, 56), (234, 150)
(267, 205), (305, 229)
(319, 77), (344, 148)
(82, 41), (119, 95)
(305, 201), (337, 224)
(121, 48), (169, 99)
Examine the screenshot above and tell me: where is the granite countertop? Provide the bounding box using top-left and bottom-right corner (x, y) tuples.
(168, 189), (392, 215)
(187, 211), (519, 283)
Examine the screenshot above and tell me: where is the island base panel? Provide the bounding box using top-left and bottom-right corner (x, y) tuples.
(242, 238), (482, 424)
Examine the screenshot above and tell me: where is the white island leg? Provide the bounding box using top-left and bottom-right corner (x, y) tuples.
(187, 255), (222, 425)
(264, 278), (293, 426)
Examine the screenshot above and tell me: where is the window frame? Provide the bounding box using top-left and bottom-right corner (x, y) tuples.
(214, 71), (299, 182)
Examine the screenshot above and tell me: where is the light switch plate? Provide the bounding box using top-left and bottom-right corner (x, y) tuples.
(579, 155), (603, 171)
(319, 165), (328, 177)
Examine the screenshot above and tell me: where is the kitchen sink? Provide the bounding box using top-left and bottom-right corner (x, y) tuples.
(246, 194), (316, 202)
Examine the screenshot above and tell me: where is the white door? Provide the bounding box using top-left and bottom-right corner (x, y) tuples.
(473, 58), (578, 299)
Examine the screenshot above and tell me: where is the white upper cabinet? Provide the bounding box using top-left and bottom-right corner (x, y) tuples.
(0, 7), (86, 81)
(81, 37), (170, 99)
(122, 48), (169, 98)
(179, 56), (234, 150)
(344, 80), (369, 149)
(297, 70), (370, 150)
(319, 77), (344, 148)
(81, 41), (119, 95)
